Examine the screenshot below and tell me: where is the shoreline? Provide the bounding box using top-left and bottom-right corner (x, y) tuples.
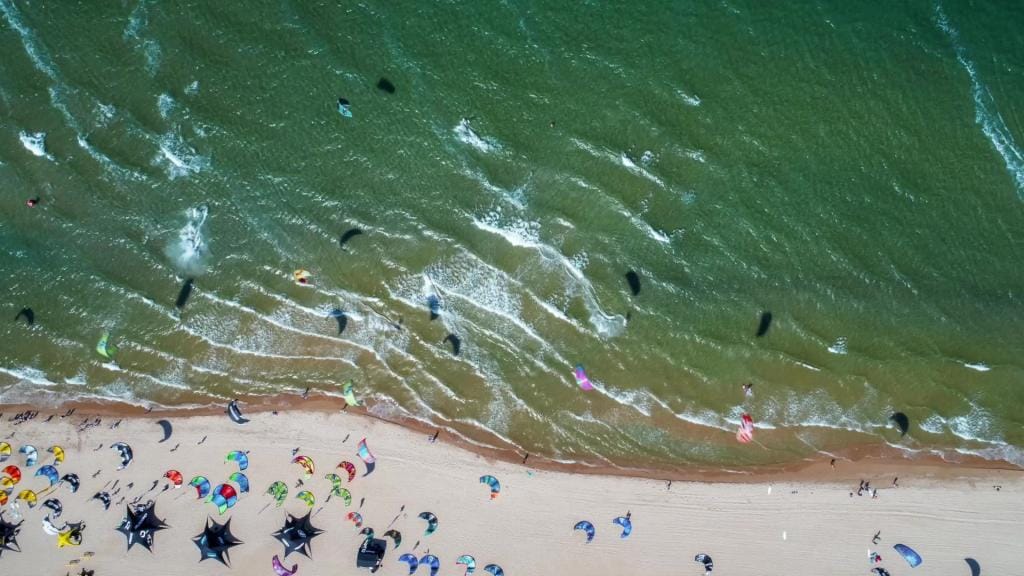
(4, 394), (1020, 485)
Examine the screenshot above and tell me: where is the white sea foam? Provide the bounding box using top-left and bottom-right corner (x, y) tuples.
(18, 131), (53, 160)
(157, 93), (175, 119)
(918, 405), (1003, 444)
(963, 361), (990, 372)
(453, 118), (501, 153)
(185, 80), (200, 95)
(676, 88), (702, 107)
(153, 131), (206, 178)
(166, 204), (209, 275)
(827, 337), (848, 355)
(936, 4), (1024, 200)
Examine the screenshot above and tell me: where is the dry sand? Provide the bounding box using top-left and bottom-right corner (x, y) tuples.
(1, 404), (1021, 576)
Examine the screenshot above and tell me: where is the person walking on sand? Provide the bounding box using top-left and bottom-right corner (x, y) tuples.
(872, 531), (881, 544)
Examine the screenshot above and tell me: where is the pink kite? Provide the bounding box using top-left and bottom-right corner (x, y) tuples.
(337, 461), (357, 483)
(272, 554), (298, 576)
(736, 413), (754, 443)
(574, 365), (594, 391)
(357, 439), (376, 464)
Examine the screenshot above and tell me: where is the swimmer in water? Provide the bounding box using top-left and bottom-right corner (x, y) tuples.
(26, 196), (40, 207)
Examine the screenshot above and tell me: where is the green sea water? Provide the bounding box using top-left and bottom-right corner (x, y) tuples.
(1, 0), (1023, 469)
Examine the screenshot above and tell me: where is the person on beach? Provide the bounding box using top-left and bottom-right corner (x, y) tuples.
(429, 431), (439, 443)
(892, 477), (898, 487)
(872, 531), (881, 544)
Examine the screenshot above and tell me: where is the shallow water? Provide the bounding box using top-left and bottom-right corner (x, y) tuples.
(1, 0), (1023, 469)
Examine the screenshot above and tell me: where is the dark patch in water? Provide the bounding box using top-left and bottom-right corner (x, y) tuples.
(755, 311), (772, 337)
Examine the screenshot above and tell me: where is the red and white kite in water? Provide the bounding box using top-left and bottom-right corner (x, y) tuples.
(736, 413), (754, 443)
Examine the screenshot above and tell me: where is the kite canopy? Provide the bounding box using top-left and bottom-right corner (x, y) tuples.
(894, 543), (923, 567)
(96, 331), (117, 359)
(357, 439), (376, 476)
(574, 520), (595, 543)
(273, 512), (323, 559)
(293, 269), (312, 285)
(0, 442), (11, 463)
(736, 413), (755, 444)
(193, 516), (242, 566)
(112, 442), (134, 469)
(15, 489), (37, 508)
(0, 513), (21, 558)
(325, 474), (344, 495)
(398, 553), (419, 575)
(338, 461), (357, 483)
(356, 537), (387, 570)
(92, 491), (111, 510)
(226, 450), (249, 471)
(359, 527), (375, 541)
(208, 484), (239, 515)
(625, 270), (641, 296)
(19, 445), (37, 467)
(56, 521), (85, 548)
(612, 516), (632, 538)
(574, 365), (594, 391)
(292, 455), (315, 478)
(418, 512), (438, 536)
(295, 490), (315, 508)
(2, 465), (21, 483)
(272, 554), (298, 576)
(483, 564), (504, 576)
(48, 445), (65, 465)
(116, 500), (168, 553)
(35, 465), (59, 486)
(479, 475), (501, 499)
(383, 529), (401, 549)
(965, 557), (981, 576)
(871, 569), (891, 576)
(419, 554), (441, 576)
(164, 470), (183, 487)
(457, 554), (477, 574)
(190, 476), (212, 499)
(59, 473), (80, 493)
(42, 498), (63, 518)
(890, 412), (910, 437)
(267, 481), (288, 507)
(341, 380), (359, 407)
(347, 512), (364, 527)
(695, 553), (714, 574)
(228, 472), (250, 494)
(227, 400), (250, 424)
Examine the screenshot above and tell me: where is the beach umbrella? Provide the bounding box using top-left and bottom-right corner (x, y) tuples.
(574, 520), (595, 543)
(0, 514), (22, 558)
(115, 500), (168, 553)
(193, 516), (242, 566)
(272, 511), (322, 559)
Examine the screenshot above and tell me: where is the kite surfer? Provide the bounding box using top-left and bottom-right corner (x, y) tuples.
(26, 196), (40, 207)
(742, 383), (753, 397)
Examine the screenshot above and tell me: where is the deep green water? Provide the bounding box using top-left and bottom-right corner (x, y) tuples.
(1, 0), (1022, 469)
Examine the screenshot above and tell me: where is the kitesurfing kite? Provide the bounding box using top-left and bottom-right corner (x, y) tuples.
(427, 294), (441, 320)
(339, 228), (362, 249)
(695, 554), (714, 574)
(293, 270), (313, 285)
(612, 516), (632, 538)
(112, 442), (134, 469)
(736, 413), (755, 444)
(59, 473), (79, 493)
(625, 270), (641, 296)
(443, 333), (461, 356)
(35, 465), (59, 487)
(295, 490), (315, 508)
(479, 475), (500, 499)
(337, 461), (357, 483)
(227, 400), (249, 424)
(457, 554), (477, 574)
(15, 490), (37, 508)
(341, 381), (359, 407)
(2, 465), (21, 483)
(155, 420), (173, 443)
(483, 564), (504, 576)
(47, 445), (65, 465)
(0, 442), (10, 463)
(418, 512), (438, 536)
(573, 520), (595, 543)
(894, 543), (923, 567)
(208, 484), (239, 515)
(292, 455), (315, 478)
(96, 331), (118, 360)
(357, 439), (376, 476)
(190, 476), (212, 499)
(92, 491), (111, 510)
(965, 558), (981, 576)
(890, 412), (910, 437)
(266, 481), (288, 507)
(359, 527), (375, 540)
(56, 520), (85, 548)
(756, 311), (772, 337)
(14, 307), (34, 326)
(398, 553), (419, 575)
(164, 470), (183, 488)
(42, 498), (62, 518)
(347, 512), (363, 527)
(226, 450), (249, 471)
(228, 472), (250, 494)
(574, 365), (594, 391)
(328, 308), (348, 334)
(175, 278), (195, 310)
(19, 445), (37, 467)
(383, 529), (401, 549)
(419, 554), (441, 576)
(272, 554), (298, 576)
(337, 99), (353, 118)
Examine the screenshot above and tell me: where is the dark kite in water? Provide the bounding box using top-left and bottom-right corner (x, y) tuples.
(889, 412), (909, 437)
(14, 307), (34, 326)
(376, 78), (396, 94)
(328, 309), (348, 334)
(443, 333), (461, 356)
(624, 271), (641, 296)
(339, 228), (363, 250)
(175, 278), (195, 310)
(755, 311), (772, 337)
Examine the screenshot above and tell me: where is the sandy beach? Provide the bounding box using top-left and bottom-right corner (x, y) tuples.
(0, 402), (1020, 576)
